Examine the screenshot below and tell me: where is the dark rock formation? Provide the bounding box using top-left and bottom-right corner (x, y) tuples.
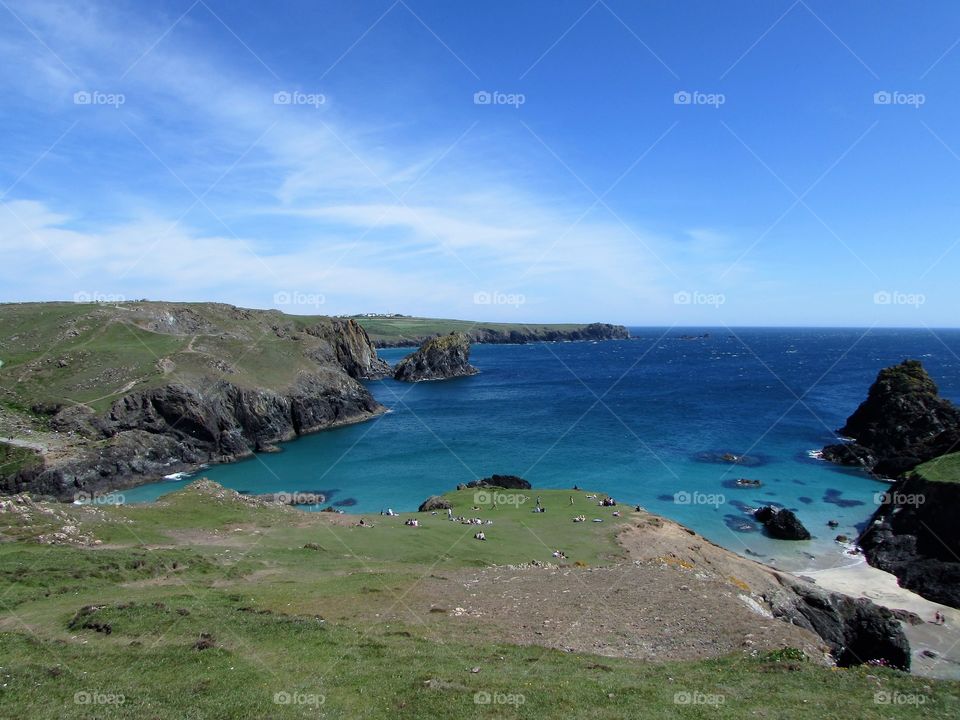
(393, 333), (478, 382)
(418, 495), (452, 512)
(374, 322), (630, 348)
(754, 506), (811, 540)
(858, 474), (960, 608)
(766, 574), (911, 670)
(465, 475), (532, 490)
(822, 360), (960, 476)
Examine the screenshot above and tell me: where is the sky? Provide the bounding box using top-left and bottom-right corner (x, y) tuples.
(0, 0), (958, 326)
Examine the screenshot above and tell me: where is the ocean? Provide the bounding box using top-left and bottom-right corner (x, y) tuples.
(121, 327), (960, 572)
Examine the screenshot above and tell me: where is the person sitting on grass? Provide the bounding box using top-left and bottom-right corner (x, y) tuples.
(474, 531), (486, 541)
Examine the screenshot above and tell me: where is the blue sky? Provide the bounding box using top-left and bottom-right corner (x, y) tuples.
(1, 0), (958, 326)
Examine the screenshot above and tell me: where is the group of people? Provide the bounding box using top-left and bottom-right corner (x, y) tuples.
(933, 611), (948, 625)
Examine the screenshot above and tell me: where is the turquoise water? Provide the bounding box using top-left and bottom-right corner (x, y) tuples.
(121, 328), (960, 571)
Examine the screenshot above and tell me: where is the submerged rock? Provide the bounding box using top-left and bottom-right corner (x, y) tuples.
(393, 333), (479, 382)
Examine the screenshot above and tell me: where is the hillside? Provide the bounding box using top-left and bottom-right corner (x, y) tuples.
(351, 316), (630, 347)
(0, 482), (955, 718)
(0, 302), (390, 499)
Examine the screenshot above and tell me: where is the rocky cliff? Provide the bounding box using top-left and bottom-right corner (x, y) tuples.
(821, 360), (960, 608)
(858, 465), (960, 608)
(821, 360), (960, 477)
(393, 333), (479, 382)
(0, 302), (390, 500)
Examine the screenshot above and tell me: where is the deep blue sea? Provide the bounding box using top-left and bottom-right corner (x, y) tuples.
(122, 328), (960, 571)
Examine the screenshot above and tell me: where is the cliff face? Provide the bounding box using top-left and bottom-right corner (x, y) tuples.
(374, 322), (630, 348)
(393, 333), (478, 382)
(0, 303), (390, 500)
(822, 360), (960, 476)
(858, 471), (960, 608)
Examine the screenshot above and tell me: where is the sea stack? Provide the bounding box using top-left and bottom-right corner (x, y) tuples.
(393, 332), (479, 382)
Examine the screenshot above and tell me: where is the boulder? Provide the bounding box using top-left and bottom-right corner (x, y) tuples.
(754, 506), (811, 540)
(418, 495), (451, 512)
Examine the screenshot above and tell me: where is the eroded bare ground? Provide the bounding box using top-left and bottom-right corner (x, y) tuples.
(386, 512), (831, 663)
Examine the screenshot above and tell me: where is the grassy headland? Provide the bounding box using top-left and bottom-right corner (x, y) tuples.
(0, 482), (956, 719)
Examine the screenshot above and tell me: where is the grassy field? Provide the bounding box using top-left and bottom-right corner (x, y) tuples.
(352, 316), (587, 345)
(914, 452), (960, 484)
(0, 482), (956, 718)
(0, 301), (355, 417)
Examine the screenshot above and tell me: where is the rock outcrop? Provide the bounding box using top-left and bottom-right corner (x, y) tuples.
(822, 360), (960, 477)
(754, 506), (811, 540)
(393, 333), (478, 382)
(858, 471), (960, 608)
(821, 359), (960, 608)
(418, 495), (452, 512)
(465, 475), (532, 490)
(766, 574), (911, 669)
(373, 322), (630, 348)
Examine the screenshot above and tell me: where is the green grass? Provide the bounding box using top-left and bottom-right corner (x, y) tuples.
(1, 483), (958, 718)
(0, 443), (42, 475)
(914, 452), (960, 484)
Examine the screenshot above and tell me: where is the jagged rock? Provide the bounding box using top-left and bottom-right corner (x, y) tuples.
(766, 574), (910, 670)
(822, 360), (960, 476)
(393, 333), (478, 382)
(465, 475), (531, 490)
(754, 506), (811, 540)
(418, 495), (452, 512)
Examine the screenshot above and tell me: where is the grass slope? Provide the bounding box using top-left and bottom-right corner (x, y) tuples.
(914, 452), (960, 484)
(0, 483), (956, 718)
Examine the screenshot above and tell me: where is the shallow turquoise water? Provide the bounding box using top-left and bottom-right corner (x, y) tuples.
(121, 327), (960, 570)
